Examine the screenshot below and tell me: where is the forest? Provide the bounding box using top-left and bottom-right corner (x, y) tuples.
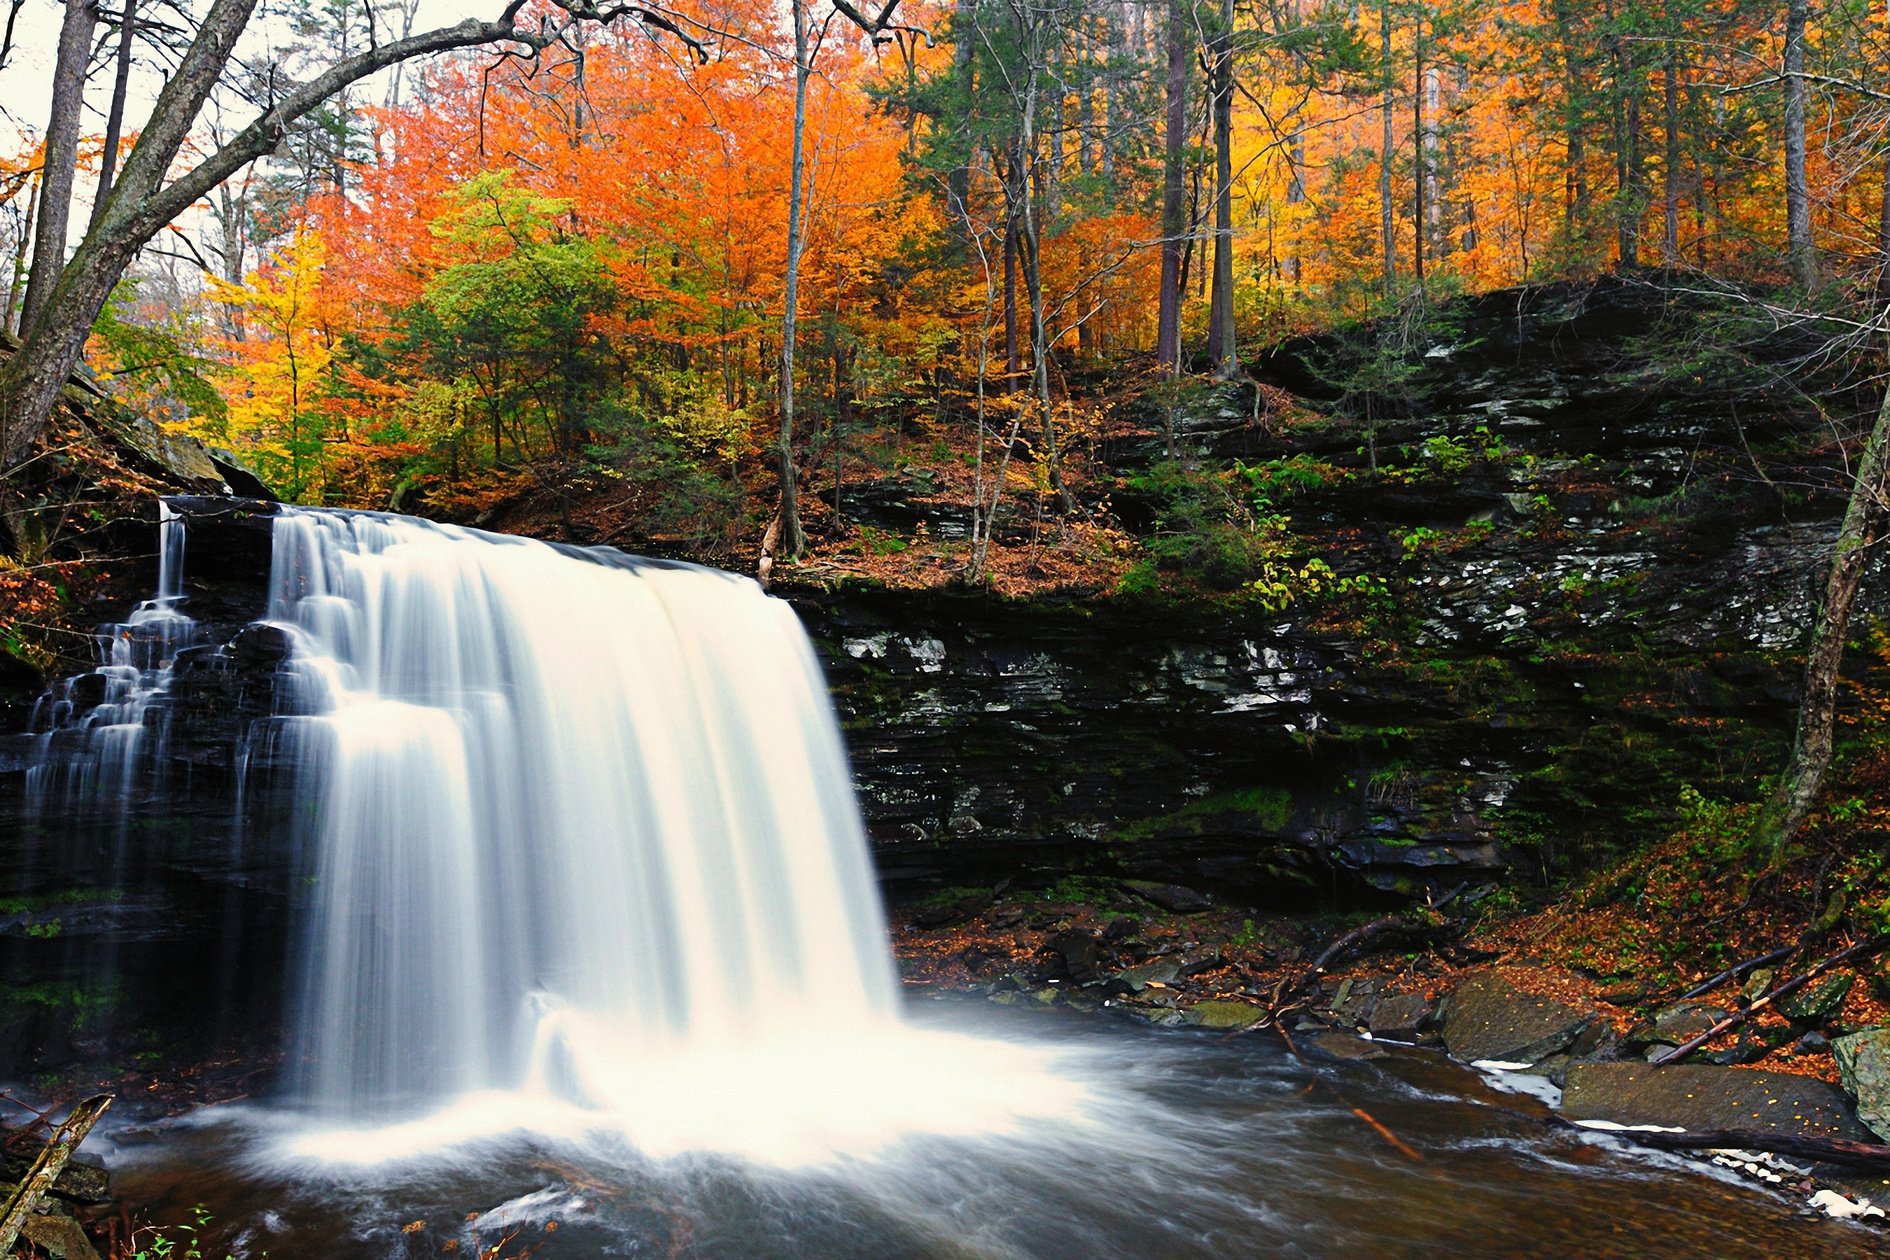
(2, 0), (1882, 539)
(10, 0), (1890, 1254)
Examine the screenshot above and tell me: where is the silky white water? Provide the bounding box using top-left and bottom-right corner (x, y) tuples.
(245, 508), (1083, 1165)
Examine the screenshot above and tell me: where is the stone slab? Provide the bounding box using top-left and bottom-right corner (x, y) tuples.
(1562, 1062), (1870, 1140)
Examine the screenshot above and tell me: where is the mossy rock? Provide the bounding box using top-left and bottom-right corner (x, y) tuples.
(1187, 1000), (1264, 1030)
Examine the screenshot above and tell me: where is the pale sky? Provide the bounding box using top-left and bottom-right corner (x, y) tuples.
(1, 0), (487, 235)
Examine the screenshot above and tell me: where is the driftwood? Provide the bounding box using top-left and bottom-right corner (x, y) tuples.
(0, 1094), (112, 1256)
(1650, 934), (1890, 1066)
(1676, 945), (1799, 1002)
(1572, 1122), (1890, 1173)
(1261, 883), (1468, 1018)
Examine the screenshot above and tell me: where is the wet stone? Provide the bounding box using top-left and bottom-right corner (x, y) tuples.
(1638, 1002), (1733, 1048)
(1777, 972), (1854, 1023)
(1833, 1027), (1890, 1142)
(1368, 992), (1435, 1040)
(1562, 1062), (1870, 1139)
(1187, 1000), (1265, 1031)
(1438, 972), (1595, 1065)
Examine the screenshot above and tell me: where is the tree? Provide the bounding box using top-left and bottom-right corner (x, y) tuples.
(19, 0), (97, 332)
(1157, 0), (1190, 376)
(764, 0), (924, 573)
(1783, 0), (1816, 289)
(0, 0), (711, 487)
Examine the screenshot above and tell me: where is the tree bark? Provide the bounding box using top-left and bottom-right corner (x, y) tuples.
(1413, 17), (1425, 288)
(91, 0), (139, 229)
(771, 0), (811, 562)
(20, 0), (99, 334)
(1156, 0), (1188, 376)
(1205, 0), (1237, 378)
(1379, 2), (1396, 300)
(1662, 51), (1679, 264)
(0, 1095), (112, 1256)
(1757, 385), (1890, 859)
(1784, 0), (1816, 289)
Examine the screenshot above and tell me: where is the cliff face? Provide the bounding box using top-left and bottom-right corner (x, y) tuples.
(0, 279), (1872, 1081)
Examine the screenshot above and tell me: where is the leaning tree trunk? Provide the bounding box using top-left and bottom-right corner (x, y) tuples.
(19, 0), (98, 334)
(90, 0), (139, 228)
(1759, 380), (1890, 861)
(0, 0), (564, 474)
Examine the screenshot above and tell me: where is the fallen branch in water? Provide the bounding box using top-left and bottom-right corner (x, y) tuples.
(0, 1094), (112, 1255)
(1569, 1121), (1890, 1172)
(1649, 934), (1890, 1066)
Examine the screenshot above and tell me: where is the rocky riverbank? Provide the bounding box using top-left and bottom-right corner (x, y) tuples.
(887, 873), (1890, 1227)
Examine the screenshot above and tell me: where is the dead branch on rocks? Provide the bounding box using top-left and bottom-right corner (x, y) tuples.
(1676, 945), (1800, 1001)
(1650, 934), (1890, 1066)
(0, 1094), (111, 1255)
(1257, 883), (1468, 1024)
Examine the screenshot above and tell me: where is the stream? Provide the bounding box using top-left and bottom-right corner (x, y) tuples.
(97, 997), (1876, 1260)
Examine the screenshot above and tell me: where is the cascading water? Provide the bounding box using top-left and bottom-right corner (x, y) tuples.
(264, 508), (901, 1114)
(27, 501), (1081, 1166)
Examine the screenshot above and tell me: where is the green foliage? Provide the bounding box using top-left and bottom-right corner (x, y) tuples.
(1124, 459), (1285, 589)
(92, 282), (228, 427)
(1248, 557), (1387, 614)
(1233, 454), (1350, 505)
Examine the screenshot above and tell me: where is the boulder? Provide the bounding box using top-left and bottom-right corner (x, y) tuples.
(20, 1213), (100, 1260)
(1369, 992), (1434, 1039)
(1123, 881), (1213, 913)
(1187, 1000), (1264, 1030)
(1636, 1002), (1733, 1048)
(1438, 972), (1595, 1065)
(1044, 930), (1103, 983)
(1833, 1027), (1890, 1142)
(1108, 958), (1181, 993)
(1562, 1062), (1871, 1140)
(1778, 971), (1854, 1023)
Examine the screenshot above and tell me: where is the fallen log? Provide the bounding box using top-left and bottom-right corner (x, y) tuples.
(1573, 1122), (1890, 1173)
(0, 1095), (112, 1256)
(1260, 883), (1468, 1018)
(1650, 934), (1890, 1066)
(1676, 945), (1798, 1002)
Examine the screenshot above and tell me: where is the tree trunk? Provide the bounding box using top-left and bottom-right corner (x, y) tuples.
(1156, 0), (1188, 376)
(20, 0), (99, 334)
(771, 0), (811, 562)
(0, 0), (620, 474)
(1206, 0), (1237, 378)
(1784, 0), (1815, 289)
(1876, 153), (1890, 305)
(1758, 381), (1890, 859)
(91, 0), (138, 228)
(1413, 18), (1425, 288)
(1017, 39), (1075, 517)
(1004, 209), (1021, 391)
(1662, 51), (1679, 265)
(1553, 0), (1588, 228)
(4, 178), (36, 335)
(1379, 2), (1396, 300)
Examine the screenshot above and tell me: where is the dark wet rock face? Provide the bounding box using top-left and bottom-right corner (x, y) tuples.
(1436, 972), (1595, 1065)
(1562, 1062), (1871, 1141)
(1833, 1028), (1890, 1142)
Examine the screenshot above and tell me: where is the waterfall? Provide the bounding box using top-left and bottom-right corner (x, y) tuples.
(24, 503), (1083, 1167)
(262, 508), (899, 1117)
